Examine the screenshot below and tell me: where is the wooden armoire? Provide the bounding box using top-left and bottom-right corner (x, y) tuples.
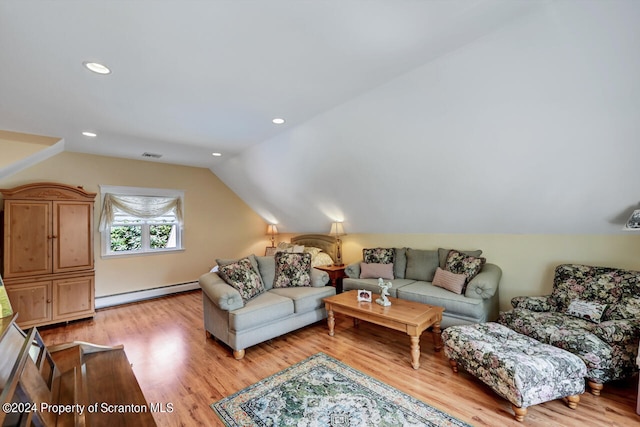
(1, 182), (96, 328)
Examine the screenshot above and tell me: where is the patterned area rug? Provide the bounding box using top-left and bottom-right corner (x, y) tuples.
(211, 353), (471, 427)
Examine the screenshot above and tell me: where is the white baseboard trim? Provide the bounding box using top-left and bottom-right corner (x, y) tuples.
(95, 281), (200, 309)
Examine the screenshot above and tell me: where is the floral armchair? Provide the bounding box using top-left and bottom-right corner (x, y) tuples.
(498, 264), (640, 395)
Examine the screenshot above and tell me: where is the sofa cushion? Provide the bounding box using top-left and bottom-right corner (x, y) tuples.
(445, 250), (486, 285)
(270, 286), (336, 314)
(565, 299), (607, 323)
(342, 278), (416, 298)
(394, 247), (407, 279)
(360, 262), (394, 279)
(550, 264), (626, 313)
(511, 296), (556, 312)
(255, 255), (276, 290)
(432, 267), (466, 295)
(229, 292), (294, 331)
(343, 248), (406, 280)
(405, 249), (439, 281)
(593, 319), (640, 344)
(548, 328), (616, 378)
(607, 297), (640, 320)
(438, 248), (482, 269)
(217, 257), (265, 303)
(397, 282), (487, 320)
(497, 309), (625, 383)
(273, 252), (312, 288)
(499, 309), (597, 342)
(363, 248), (394, 264)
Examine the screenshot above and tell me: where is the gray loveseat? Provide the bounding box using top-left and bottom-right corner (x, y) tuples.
(344, 248), (502, 329)
(199, 254), (335, 360)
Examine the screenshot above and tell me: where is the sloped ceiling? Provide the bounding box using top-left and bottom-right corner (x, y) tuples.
(1, 1), (639, 234)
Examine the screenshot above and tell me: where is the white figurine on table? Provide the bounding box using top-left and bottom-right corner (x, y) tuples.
(376, 277), (392, 306)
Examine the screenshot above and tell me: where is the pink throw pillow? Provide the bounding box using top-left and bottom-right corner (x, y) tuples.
(432, 267), (467, 295)
(360, 262), (394, 280)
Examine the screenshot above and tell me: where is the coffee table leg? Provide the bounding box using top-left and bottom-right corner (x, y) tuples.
(432, 322), (442, 352)
(327, 307), (335, 337)
(410, 335), (420, 369)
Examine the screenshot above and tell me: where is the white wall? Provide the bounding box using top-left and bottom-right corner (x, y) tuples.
(212, 1), (640, 235)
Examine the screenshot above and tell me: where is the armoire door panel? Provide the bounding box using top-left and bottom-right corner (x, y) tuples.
(53, 276), (94, 319)
(53, 201), (94, 273)
(6, 281), (52, 327)
(3, 201), (51, 278)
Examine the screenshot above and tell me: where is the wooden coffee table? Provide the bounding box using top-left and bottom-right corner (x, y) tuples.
(323, 290), (444, 369)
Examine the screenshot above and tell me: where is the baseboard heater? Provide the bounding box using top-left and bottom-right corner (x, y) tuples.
(95, 281), (200, 309)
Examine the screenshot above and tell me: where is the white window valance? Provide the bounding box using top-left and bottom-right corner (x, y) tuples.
(99, 193), (183, 231)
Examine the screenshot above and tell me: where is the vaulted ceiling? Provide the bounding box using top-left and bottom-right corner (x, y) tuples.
(1, 1), (639, 234)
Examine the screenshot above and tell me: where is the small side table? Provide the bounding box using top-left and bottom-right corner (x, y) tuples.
(314, 264), (347, 293)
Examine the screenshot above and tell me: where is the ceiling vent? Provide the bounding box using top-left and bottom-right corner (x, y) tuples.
(141, 152), (162, 159)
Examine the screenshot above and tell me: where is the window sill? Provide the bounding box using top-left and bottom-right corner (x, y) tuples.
(101, 248), (185, 259)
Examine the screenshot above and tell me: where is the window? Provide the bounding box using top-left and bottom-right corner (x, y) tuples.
(99, 185), (184, 257)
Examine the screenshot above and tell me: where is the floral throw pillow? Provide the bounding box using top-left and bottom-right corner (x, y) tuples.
(218, 257), (265, 303)
(363, 248), (394, 264)
(445, 250), (486, 284)
(273, 252), (312, 288)
(565, 299), (607, 323)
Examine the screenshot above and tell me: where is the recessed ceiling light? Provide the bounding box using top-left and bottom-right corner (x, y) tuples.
(82, 131), (97, 137)
(83, 61), (111, 75)
(212, 152), (222, 157)
(272, 118), (285, 125)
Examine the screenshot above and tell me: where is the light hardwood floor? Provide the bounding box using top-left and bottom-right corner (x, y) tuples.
(39, 290), (638, 426)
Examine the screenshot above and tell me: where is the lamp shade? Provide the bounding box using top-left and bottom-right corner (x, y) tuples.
(266, 224), (278, 235)
(329, 222), (345, 236)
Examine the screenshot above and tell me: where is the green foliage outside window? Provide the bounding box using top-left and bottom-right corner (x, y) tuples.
(110, 224), (174, 252)
(110, 225), (141, 252)
(150, 224), (175, 249)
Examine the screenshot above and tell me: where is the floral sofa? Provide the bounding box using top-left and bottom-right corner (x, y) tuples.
(498, 264), (640, 395)
(199, 253), (334, 360)
(344, 247), (502, 328)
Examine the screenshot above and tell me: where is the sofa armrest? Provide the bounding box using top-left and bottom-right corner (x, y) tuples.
(345, 262), (361, 279)
(199, 272), (244, 311)
(511, 296), (554, 311)
(464, 263), (502, 299)
(311, 269), (330, 287)
(593, 319), (640, 344)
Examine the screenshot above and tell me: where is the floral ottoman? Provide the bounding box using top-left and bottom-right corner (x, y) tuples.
(442, 322), (587, 422)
